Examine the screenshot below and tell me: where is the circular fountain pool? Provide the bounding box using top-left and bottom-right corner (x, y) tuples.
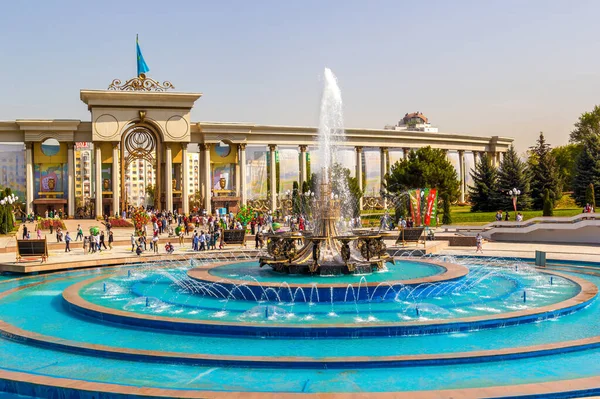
(0, 255), (599, 398)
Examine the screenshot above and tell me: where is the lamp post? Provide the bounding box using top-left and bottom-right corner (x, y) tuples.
(508, 188), (521, 212)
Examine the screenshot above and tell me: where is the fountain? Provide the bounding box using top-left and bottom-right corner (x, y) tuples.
(259, 68), (393, 275)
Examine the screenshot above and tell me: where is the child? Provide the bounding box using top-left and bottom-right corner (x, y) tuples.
(476, 233), (483, 254)
(83, 236), (89, 253)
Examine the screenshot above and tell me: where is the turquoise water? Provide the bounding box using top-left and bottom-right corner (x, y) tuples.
(0, 259), (598, 395)
(76, 261), (579, 325)
(208, 259), (445, 283)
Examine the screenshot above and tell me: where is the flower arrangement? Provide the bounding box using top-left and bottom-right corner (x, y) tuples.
(36, 218), (66, 231)
(0, 191), (18, 234)
(235, 205), (254, 226)
(131, 206), (150, 236)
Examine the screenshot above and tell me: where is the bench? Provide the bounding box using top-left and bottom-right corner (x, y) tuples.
(16, 238), (48, 263)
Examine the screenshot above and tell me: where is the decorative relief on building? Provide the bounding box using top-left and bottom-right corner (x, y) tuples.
(107, 73), (175, 92)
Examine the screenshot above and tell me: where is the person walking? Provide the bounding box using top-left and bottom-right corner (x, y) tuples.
(36, 228), (42, 239)
(94, 234), (101, 252)
(108, 231), (114, 250)
(152, 234), (159, 253)
(99, 231), (107, 250)
(83, 236), (89, 253)
(476, 233), (483, 254)
(130, 234), (136, 252)
(64, 232), (72, 252)
(22, 225), (28, 240)
(76, 224), (83, 241)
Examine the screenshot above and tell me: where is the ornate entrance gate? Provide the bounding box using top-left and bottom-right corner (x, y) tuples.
(120, 123), (161, 212)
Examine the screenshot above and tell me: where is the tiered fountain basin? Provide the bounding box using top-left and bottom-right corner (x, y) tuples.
(1, 257), (600, 398)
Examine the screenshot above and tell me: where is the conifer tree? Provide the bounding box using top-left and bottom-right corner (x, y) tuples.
(528, 132), (561, 210)
(468, 153), (499, 212)
(542, 189), (554, 216)
(496, 146), (532, 211)
(573, 135), (600, 207)
(585, 183), (596, 209)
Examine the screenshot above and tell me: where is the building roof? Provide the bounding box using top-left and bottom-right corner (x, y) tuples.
(402, 112), (428, 124)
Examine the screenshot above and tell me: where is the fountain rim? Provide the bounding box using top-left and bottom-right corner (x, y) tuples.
(189, 259), (468, 289)
(61, 267), (595, 331)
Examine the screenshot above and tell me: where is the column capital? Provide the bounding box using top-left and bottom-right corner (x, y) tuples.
(299, 144), (308, 152)
(111, 142), (119, 149)
(458, 149), (465, 155)
(67, 143), (75, 150)
(25, 142), (33, 150)
(181, 143), (188, 151)
(380, 147), (388, 153)
(355, 146), (363, 153)
(268, 144), (277, 151)
(199, 143), (211, 151)
(239, 143), (247, 150)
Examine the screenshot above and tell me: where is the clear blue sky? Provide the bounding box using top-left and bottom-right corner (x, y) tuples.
(2, 0), (599, 152)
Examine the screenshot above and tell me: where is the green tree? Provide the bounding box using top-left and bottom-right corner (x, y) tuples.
(585, 183), (596, 209)
(386, 146), (460, 221)
(570, 105), (600, 144)
(542, 189), (554, 216)
(468, 153), (499, 212)
(496, 145), (532, 211)
(573, 135), (600, 206)
(551, 144), (583, 192)
(441, 193), (452, 225)
(528, 132), (561, 210)
(292, 181), (301, 214)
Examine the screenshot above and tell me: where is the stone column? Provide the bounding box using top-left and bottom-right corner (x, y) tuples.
(165, 144), (173, 213)
(497, 152), (502, 166)
(380, 147), (388, 207)
(269, 144), (277, 212)
(402, 147), (410, 160)
(473, 151), (479, 166)
(487, 151), (496, 167)
(458, 150), (465, 203)
(111, 142), (119, 217)
(67, 143), (75, 218)
(94, 143), (103, 218)
(299, 145), (308, 186)
(25, 143), (34, 215)
(239, 143), (247, 206)
(181, 144), (189, 215)
(355, 146), (363, 210)
(235, 149), (241, 198)
(201, 144), (212, 215)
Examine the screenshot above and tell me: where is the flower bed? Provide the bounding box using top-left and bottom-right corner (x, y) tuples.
(36, 218), (66, 230)
(107, 217), (133, 228)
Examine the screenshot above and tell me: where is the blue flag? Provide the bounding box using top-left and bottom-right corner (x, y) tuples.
(136, 35), (150, 76)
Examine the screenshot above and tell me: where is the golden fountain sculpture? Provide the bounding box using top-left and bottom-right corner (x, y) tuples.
(259, 170), (394, 275)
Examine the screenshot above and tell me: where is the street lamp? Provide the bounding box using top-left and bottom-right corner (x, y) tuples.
(508, 188), (521, 212)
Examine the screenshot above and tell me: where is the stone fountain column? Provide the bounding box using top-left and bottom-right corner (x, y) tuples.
(165, 143), (173, 213)
(201, 143), (212, 215)
(402, 147), (410, 160)
(355, 146), (363, 210)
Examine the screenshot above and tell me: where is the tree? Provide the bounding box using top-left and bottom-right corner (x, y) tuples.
(551, 144), (583, 192)
(528, 132), (561, 210)
(386, 146), (459, 223)
(543, 189), (554, 217)
(585, 183), (596, 209)
(573, 134), (600, 206)
(292, 181), (301, 214)
(468, 153), (499, 212)
(442, 193), (452, 225)
(570, 105), (600, 144)
(496, 145), (532, 211)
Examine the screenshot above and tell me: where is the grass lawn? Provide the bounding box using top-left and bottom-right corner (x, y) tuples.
(444, 206), (581, 225)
